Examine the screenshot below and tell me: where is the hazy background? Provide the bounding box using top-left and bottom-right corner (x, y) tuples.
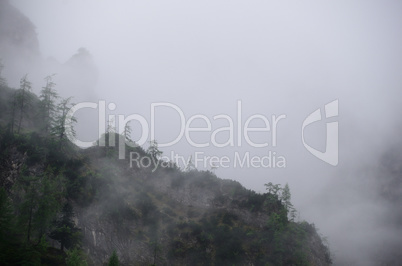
(4, 0), (402, 264)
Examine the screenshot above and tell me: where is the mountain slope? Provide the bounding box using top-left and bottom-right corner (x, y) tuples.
(0, 81), (332, 265)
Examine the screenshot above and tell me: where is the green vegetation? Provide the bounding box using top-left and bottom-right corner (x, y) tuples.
(0, 72), (86, 265)
(50, 203), (81, 252)
(0, 67), (331, 265)
(65, 248), (87, 266)
(107, 250), (119, 266)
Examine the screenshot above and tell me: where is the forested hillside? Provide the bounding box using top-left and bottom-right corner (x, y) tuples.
(0, 69), (332, 265)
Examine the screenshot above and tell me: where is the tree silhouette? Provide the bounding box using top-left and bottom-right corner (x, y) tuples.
(40, 74), (58, 134)
(16, 74), (33, 134)
(147, 140), (162, 160)
(0, 59), (6, 86)
(49, 202), (81, 251)
(52, 97), (77, 148)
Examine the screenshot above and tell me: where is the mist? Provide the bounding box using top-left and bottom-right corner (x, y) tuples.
(2, 0), (402, 264)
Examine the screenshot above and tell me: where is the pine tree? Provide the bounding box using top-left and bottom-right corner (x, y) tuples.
(9, 91), (18, 134)
(52, 97), (77, 148)
(108, 250), (119, 266)
(280, 183), (296, 220)
(184, 155), (196, 172)
(16, 170), (62, 243)
(17, 175), (41, 242)
(264, 182), (282, 196)
(290, 208), (297, 222)
(0, 59), (6, 86)
(34, 169), (63, 240)
(281, 184), (291, 210)
(50, 202), (81, 251)
(105, 116), (116, 153)
(66, 248), (88, 266)
(40, 74), (58, 134)
(264, 182), (283, 210)
(123, 122), (133, 143)
(16, 74), (33, 134)
(147, 140), (162, 160)
(0, 188), (15, 262)
(0, 187), (14, 243)
(151, 239), (161, 266)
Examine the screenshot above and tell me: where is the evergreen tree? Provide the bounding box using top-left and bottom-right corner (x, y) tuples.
(108, 250), (119, 266)
(264, 182), (282, 197)
(9, 91), (18, 134)
(150, 239), (161, 266)
(52, 97), (77, 148)
(147, 140), (162, 160)
(184, 155), (196, 172)
(40, 74), (58, 134)
(280, 183), (296, 221)
(66, 248), (88, 266)
(281, 183), (292, 212)
(17, 175), (41, 242)
(0, 59), (6, 86)
(34, 169), (63, 240)
(49, 202), (81, 251)
(105, 117), (116, 154)
(0, 188), (14, 245)
(123, 122), (133, 143)
(290, 208), (297, 222)
(16, 170), (62, 243)
(16, 74), (33, 134)
(264, 182), (283, 210)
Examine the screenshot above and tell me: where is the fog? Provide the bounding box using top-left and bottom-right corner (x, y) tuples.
(3, 0), (402, 264)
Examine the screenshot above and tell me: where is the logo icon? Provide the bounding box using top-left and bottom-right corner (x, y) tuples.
(302, 100), (338, 166)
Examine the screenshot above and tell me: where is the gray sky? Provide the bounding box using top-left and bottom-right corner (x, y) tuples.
(8, 1), (402, 264)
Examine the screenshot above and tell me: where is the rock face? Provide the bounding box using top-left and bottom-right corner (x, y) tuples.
(0, 0), (40, 79)
(61, 47), (98, 101)
(0, 147), (28, 193)
(0, 1), (98, 102)
(0, 0), (40, 56)
(71, 150), (332, 266)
